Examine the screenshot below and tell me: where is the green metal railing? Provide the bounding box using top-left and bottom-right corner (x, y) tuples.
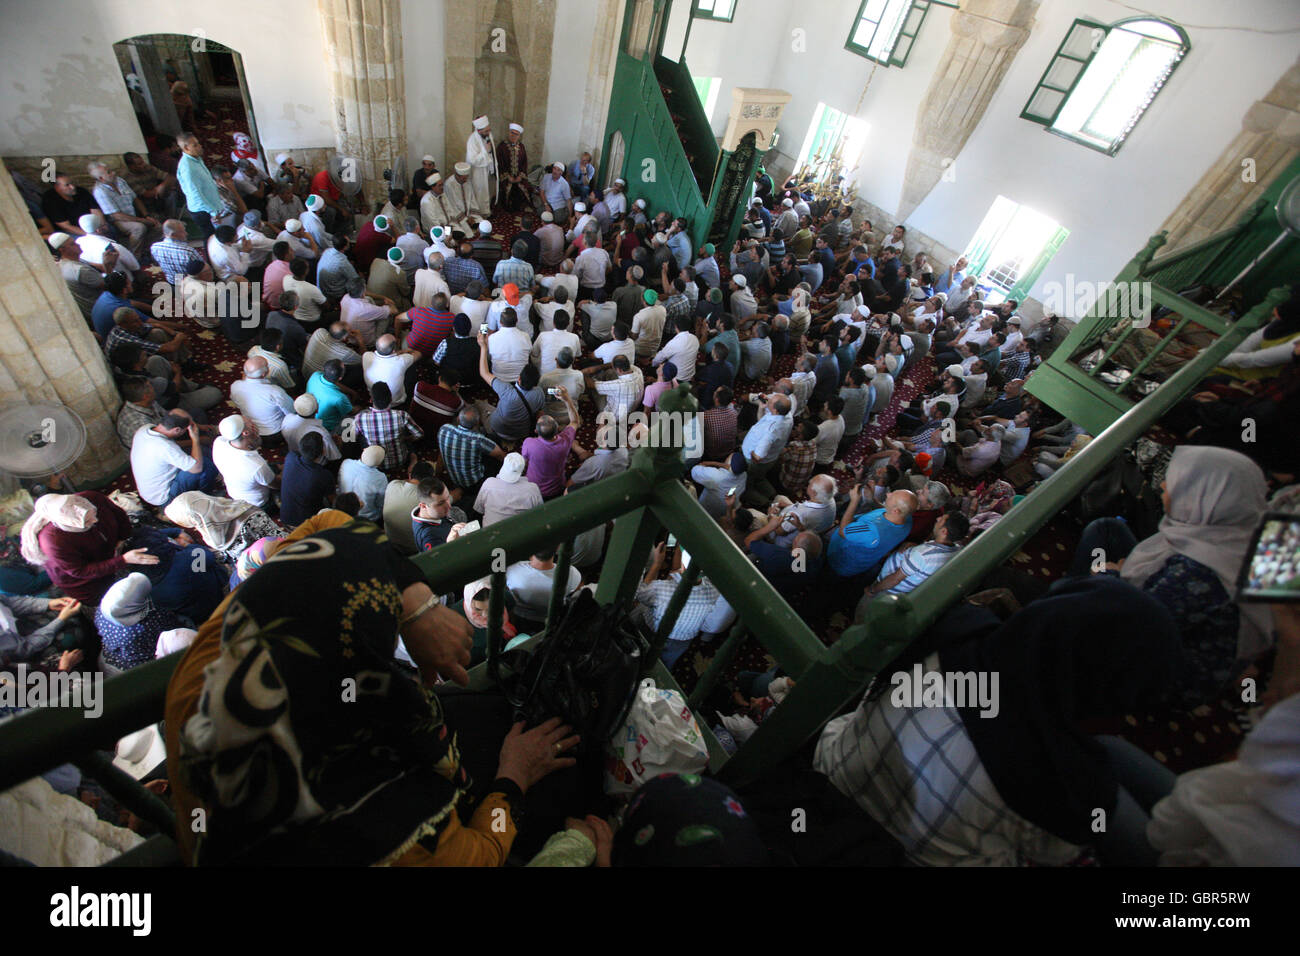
(1, 254), (1289, 864)
(1027, 230), (1286, 436)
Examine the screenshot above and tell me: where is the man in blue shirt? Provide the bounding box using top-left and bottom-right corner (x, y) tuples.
(175, 133), (224, 240)
(92, 271), (150, 339)
(828, 488), (917, 579)
(666, 218), (692, 272)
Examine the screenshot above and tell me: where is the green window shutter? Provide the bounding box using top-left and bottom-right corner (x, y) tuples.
(1007, 226), (1071, 302)
(888, 0), (931, 67)
(1021, 18), (1107, 126)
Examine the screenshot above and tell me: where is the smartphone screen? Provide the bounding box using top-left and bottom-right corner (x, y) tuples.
(480, 324), (489, 334)
(1237, 512), (1300, 603)
(666, 534), (677, 549)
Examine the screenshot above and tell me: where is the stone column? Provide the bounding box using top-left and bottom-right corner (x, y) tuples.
(896, 0), (1039, 222)
(578, 0), (627, 165)
(1159, 58), (1300, 252)
(0, 158), (125, 485)
(317, 0), (407, 205)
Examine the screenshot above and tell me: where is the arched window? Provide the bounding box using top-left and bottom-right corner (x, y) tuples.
(1021, 17), (1189, 156)
(604, 130), (626, 188)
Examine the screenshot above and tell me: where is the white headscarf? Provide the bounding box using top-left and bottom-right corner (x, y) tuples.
(1121, 446), (1271, 660)
(20, 494), (98, 565)
(101, 573), (154, 627)
(164, 492), (257, 553)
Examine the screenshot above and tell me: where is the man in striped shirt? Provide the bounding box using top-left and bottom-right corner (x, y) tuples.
(856, 513), (970, 621)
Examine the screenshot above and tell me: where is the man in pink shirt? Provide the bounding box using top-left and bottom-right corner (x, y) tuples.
(261, 241), (294, 310)
(341, 277), (397, 348)
(520, 387), (588, 499)
(642, 361), (677, 412)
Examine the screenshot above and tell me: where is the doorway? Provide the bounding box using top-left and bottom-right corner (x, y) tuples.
(113, 34), (264, 174)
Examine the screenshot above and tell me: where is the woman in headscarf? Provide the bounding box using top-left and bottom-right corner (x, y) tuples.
(1119, 446), (1271, 704)
(229, 132), (267, 177)
(20, 492), (156, 604)
(230, 534), (282, 590)
(95, 573), (186, 671)
(454, 576), (517, 667)
(165, 512), (578, 865)
(527, 773), (768, 867)
(815, 575), (1181, 866)
(164, 492), (282, 564)
(126, 526), (227, 625)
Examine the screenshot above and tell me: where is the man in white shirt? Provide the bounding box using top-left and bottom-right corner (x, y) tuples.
(605, 178), (628, 219)
(573, 236), (611, 294)
(280, 393), (341, 462)
(594, 324), (636, 367)
(531, 285), (574, 336)
(486, 311), (533, 384)
(486, 285), (533, 333)
(212, 415), (278, 509)
(541, 163), (573, 219)
(129, 413), (213, 506)
(653, 317), (699, 383)
(768, 473), (837, 548)
(413, 253), (451, 310)
(337, 445), (389, 521)
(396, 218), (429, 283)
(473, 451), (544, 526)
(362, 334), (420, 406)
(277, 219), (319, 261)
(814, 396), (846, 466)
(506, 547), (582, 627)
(538, 347), (585, 426)
(691, 452), (747, 519)
(452, 281), (495, 331)
(729, 274), (757, 321)
(229, 355), (295, 437)
(237, 212), (277, 269)
(207, 225), (251, 280)
(283, 259), (328, 325)
(531, 310), (582, 375)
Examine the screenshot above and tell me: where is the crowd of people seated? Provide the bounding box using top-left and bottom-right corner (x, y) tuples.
(4, 128), (1298, 869)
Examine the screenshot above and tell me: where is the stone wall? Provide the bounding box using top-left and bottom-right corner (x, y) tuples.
(0, 158), (126, 485)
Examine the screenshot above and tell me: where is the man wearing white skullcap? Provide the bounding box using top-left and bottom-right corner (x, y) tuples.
(443, 161), (486, 235)
(465, 115), (497, 212)
(774, 198), (799, 240)
(496, 122), (532, 211)
(631, 197), (648, 226)
(366, 243), (413, 313)
(568, 202), (596, 244)
(212, 413), (278, 509)
(541, 162), (573, 220)
(280, 392), (342, 462)
(605, 177), (628, 219)
(338, 446), (389, 521)
(73, 212), (140, 273)
(534, 208), (566, 269)
(299, 194), (332, 251)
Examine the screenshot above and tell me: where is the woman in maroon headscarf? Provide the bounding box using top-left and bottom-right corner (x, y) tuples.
(20, 492), (157, 604)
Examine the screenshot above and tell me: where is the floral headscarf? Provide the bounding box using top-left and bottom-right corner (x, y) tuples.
(614, 773), (767, 866)
(180, 522), (467, 865)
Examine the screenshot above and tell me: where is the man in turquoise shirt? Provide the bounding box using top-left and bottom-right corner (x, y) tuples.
(307, 360), (356, 433)
(703, 315), (741, 378)
(828, 488), (917, 578)
(176, 133), (224, 239)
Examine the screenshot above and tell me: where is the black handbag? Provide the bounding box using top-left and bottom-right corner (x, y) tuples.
(488, 588), (651, 753)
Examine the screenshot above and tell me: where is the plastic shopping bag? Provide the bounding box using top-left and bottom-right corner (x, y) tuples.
(604, 678), (710, 795)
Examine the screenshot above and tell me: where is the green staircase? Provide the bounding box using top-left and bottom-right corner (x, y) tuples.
(601, 0), (760, 252)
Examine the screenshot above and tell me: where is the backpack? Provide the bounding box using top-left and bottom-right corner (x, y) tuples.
(488, 588), (651, 754)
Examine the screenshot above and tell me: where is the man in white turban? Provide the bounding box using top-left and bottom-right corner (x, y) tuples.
(465, 115), (497, 214)
(496, 122), (532, 212)
(419, 172), (451, 234)
(443, 162), (486, 236)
